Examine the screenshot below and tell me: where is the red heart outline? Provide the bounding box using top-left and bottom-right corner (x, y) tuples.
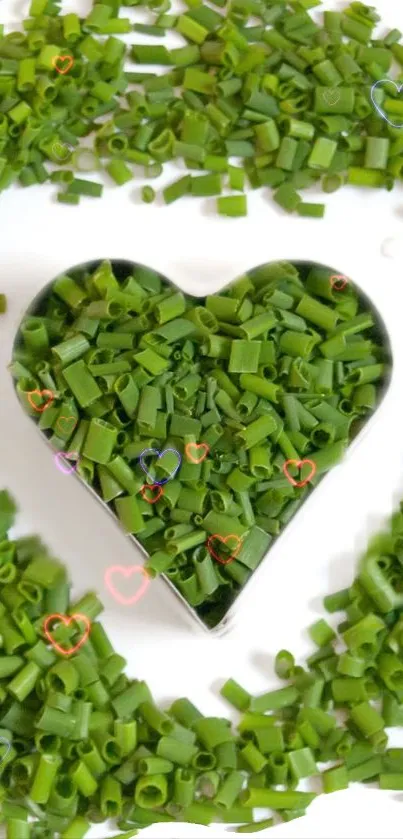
(52, 55), (74, 75)
(43, 613), (90, 656)
(140, 484), (164, 504)
(185, 442), (210, 464)
(57, 415), (77, 434)
(283, 458), (317, 488)
(27, 389), (54, 413)
(207, 534), (242, 565)
(330, 274), (348, 292)
(104, 565), (150, 606)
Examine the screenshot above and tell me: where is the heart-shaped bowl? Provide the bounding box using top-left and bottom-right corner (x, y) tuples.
(10, 258), (392, 634)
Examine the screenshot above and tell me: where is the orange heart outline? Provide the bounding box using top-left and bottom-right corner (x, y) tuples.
(27, 389), (54, 413)
(52, 54), (74, 75)
(207, 534), (242, 566)
(283, 458), (317, 488)
(185, 442), (210, 465)
(140, 484), (164, 504)
(43, 612), (91, 656)
(57, 415), (77, 434)
(330, 274), (348, 292)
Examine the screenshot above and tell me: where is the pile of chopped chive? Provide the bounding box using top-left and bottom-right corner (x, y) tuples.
(10, 258), (390, 629)
(1, 0), (403, 215)
(2, 485), (403, 837)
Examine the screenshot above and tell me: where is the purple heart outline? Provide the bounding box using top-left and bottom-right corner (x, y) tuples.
(370, 79), (403, 129)
(139, 447), (181, 486)
(0, 737), (11, 766)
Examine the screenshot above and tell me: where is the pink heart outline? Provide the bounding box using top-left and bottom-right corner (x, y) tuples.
(370, 79), (403, 129)
(104, 565), (150, 606)
(54, 451), (79, 475)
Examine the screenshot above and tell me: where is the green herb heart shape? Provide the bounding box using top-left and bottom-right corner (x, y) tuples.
(11, 259), (392, 631)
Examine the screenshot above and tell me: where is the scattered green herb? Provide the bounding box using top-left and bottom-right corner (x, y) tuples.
(0, 1), (401, 215)
(2, 483), (403, 835)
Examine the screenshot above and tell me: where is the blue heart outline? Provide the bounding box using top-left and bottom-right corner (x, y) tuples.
(139, 447), (182, 486)
(370, 79), (403, 129)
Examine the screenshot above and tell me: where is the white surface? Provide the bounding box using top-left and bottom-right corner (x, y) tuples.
(2, 0), (403, 836)
(381, 237), (403, 259)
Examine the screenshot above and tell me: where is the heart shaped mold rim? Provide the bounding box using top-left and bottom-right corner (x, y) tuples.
(11, 258), (393, 633)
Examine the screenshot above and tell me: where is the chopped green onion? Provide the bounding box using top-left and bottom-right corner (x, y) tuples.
(12, 258), (389, 635)
(0, 0), (400, 216)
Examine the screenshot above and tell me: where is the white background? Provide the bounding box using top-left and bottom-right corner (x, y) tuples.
(2, 0), (403, 836)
